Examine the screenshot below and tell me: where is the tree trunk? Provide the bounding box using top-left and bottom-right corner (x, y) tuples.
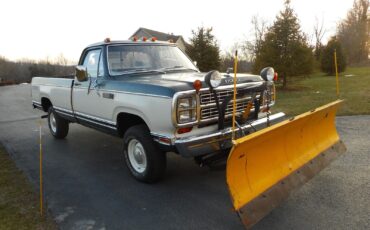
(282, 73), (287, 88)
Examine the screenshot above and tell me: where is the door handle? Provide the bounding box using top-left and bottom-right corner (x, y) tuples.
(74, 82), (81, 86)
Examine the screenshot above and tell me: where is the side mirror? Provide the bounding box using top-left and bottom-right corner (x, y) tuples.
(75, 65), (88, 82)
(226, 67), (233, 74)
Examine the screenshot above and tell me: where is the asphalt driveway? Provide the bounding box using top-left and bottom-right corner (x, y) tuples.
(0, 84), (369, 230)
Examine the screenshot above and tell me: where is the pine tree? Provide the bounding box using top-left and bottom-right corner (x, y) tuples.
(321, 37), (347, 75)
(253, 0), (314, 88)
(186, 27), (221, 72)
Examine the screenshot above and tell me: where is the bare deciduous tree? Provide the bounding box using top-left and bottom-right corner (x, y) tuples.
(313, 16), (327, 60)
(221, 42), (252, 73)
(56, 53), (69, 66)
(242, 15), (268, 62)
(0, 55), (75, 85)
(337, 0), (369, 64)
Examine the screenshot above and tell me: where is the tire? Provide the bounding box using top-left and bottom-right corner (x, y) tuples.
(123, 124), (166, 183)
(47, 107), (69, 139)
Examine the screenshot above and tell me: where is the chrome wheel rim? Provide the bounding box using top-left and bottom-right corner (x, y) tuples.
(127, 139), (147, 173)
(49, 112), (57, 133)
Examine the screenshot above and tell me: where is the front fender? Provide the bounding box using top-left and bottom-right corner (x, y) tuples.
(112, 94), (174, 136)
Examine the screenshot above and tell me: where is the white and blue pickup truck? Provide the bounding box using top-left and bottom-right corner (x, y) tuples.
(31, 39), (285, 182)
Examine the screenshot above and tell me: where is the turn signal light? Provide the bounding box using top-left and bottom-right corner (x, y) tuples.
(158, 137), (171, 145)
(274, 72), (278, 81)
(177, 127), (193, 134)
(193, 80), (202, 93)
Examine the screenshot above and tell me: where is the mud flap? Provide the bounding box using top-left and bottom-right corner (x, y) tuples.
(226, 100), (346, 229)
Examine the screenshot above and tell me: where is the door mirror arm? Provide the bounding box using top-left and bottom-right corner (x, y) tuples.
(88, 78), (102, 95)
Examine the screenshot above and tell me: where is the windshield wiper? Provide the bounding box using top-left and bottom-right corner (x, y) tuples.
(159, 66), (198, 72)
(119, 68), (166, 75)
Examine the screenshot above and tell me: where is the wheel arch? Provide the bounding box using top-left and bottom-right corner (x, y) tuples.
(116, 112), (150, 137)
(41, 97), (52, 112)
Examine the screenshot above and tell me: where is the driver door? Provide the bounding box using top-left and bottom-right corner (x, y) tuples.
(72, 48), (116, 132)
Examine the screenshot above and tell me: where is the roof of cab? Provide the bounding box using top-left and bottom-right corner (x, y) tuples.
(86, 40), (175, 48)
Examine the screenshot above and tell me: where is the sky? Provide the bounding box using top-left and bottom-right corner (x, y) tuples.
(0, 0), (354, 63)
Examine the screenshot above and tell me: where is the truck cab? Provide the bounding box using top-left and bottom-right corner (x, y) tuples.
(31, 39), (284, 182)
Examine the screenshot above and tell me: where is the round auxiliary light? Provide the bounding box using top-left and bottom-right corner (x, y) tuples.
(260, 67), (275, 81)
(204, 70), (222, 89)
(151, 37), (157, 42)
(132, 36), (138, 42)
(104, 37), (111, 43)
(193, 80), (202, 92)
(274, 72), (278, 81)
(142, 36), (147, 42)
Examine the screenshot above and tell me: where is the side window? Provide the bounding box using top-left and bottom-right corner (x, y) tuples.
(82, 49), (101, 78)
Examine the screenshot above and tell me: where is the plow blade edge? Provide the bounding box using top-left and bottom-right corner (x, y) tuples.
(226, 100), (346, 229)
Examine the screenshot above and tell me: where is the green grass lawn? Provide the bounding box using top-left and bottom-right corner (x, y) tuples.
(0, 145), (56, 230)
(272, 66), (370, 116)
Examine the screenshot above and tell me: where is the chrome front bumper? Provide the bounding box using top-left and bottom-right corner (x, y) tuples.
(174, 112), (286, 157)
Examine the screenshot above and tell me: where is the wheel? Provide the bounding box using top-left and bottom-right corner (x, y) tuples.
(47, 107), (69, 139)
(123, 124), (166, 183)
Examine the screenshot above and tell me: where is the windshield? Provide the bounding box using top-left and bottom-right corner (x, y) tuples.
(107, 44), (197, 76)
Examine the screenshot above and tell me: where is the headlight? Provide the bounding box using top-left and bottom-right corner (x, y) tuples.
(260, 67), (275, 81)
(204, 70), (222, 89)
(177, 96), (197, 124)
(178, 110), (195, 123)
(178, 97), (196, 109)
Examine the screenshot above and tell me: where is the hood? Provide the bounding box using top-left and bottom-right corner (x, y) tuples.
(160, 72), (263, 86)
(104, 71), (264, 98)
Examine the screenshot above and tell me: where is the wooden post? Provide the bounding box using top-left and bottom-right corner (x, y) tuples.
(39, 120), (43, 216)
(334, 49), (339, 97)
(232, 50), (238, 141)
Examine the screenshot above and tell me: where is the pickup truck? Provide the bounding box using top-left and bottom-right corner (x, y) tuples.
(31, 39), (285, 183)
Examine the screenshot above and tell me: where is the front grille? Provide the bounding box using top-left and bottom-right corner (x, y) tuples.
(200, 90), (236, 104)
(199, 89), (259, 122)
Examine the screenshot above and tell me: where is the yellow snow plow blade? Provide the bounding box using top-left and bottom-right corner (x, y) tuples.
(226, 100), (346, 229)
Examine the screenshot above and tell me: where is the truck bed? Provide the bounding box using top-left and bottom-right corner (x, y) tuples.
(31, 76), (74, 112)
